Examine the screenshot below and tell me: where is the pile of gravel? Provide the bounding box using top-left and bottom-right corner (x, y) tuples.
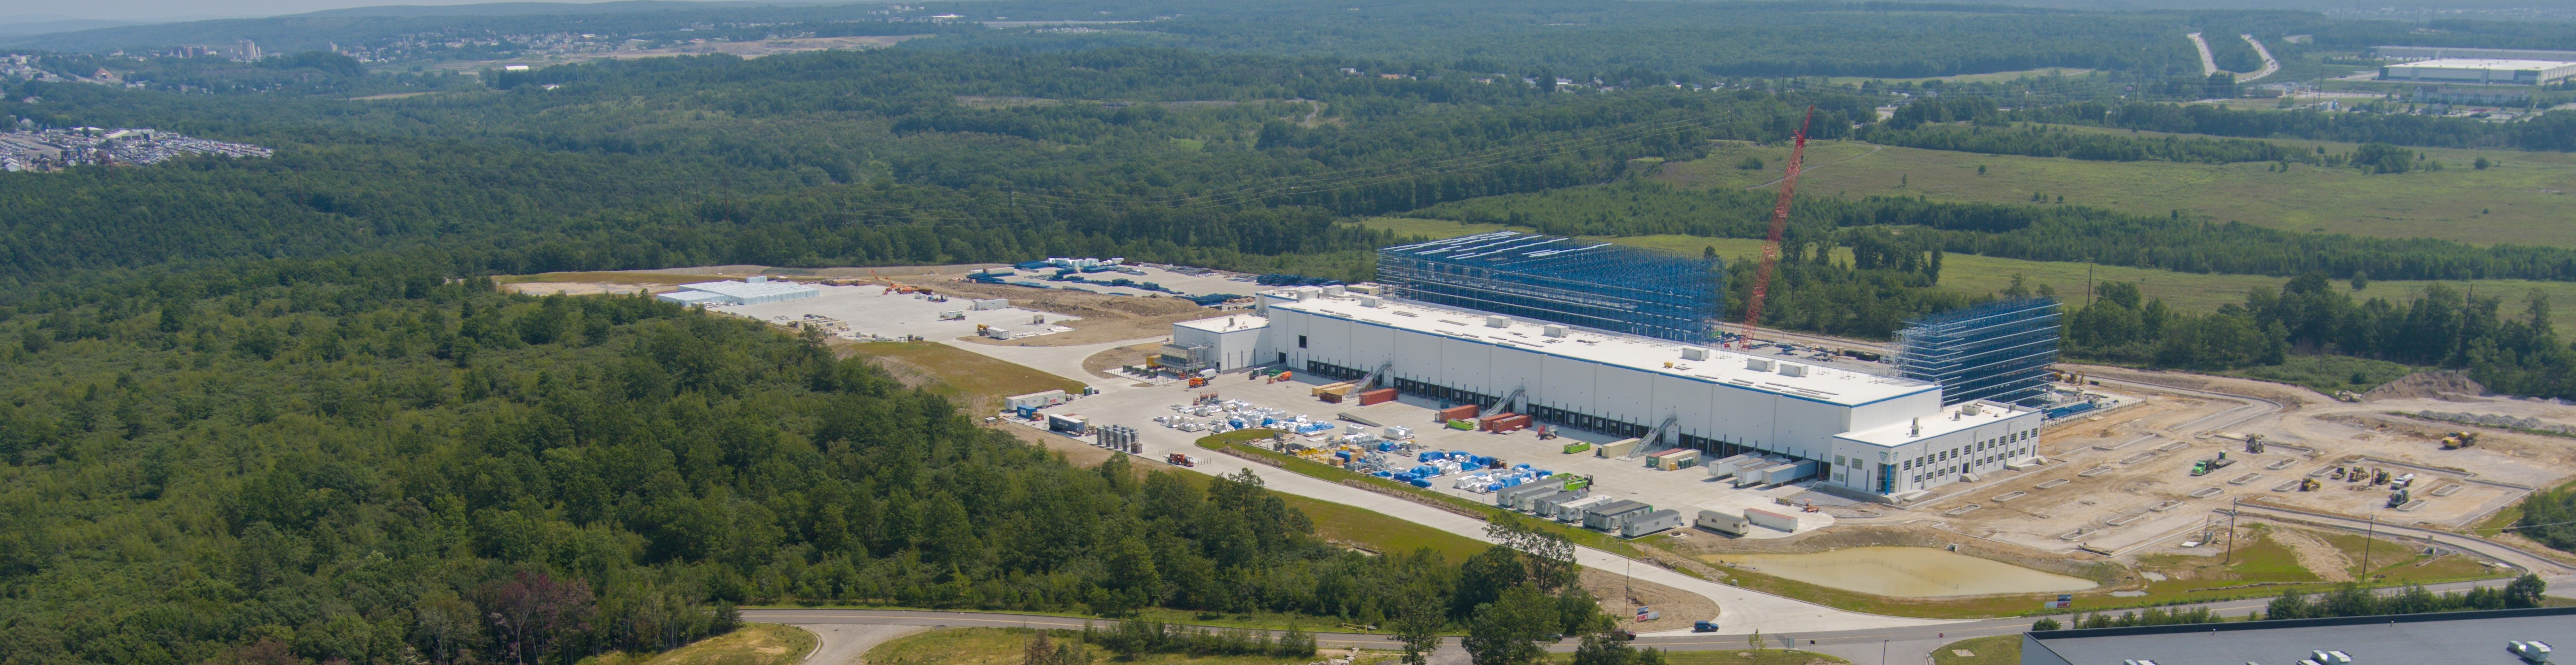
(2415, 411), (2576, 436)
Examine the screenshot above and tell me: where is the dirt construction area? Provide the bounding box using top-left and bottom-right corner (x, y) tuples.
(1902, 365), (2576, 561)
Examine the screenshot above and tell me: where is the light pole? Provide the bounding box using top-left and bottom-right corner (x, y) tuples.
(2361, 513), (2378, 578)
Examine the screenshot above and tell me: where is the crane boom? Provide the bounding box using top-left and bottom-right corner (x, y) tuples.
(1734, 106), (1813, 348)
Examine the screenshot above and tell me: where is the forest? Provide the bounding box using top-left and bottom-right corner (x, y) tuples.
(0, 255), (1619, 664)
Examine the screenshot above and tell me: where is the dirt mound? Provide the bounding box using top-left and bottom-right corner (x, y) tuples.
(2359, 371), (2488, 402)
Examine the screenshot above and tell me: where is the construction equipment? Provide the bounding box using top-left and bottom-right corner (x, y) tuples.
(2441, 431), (2479, 449)
(2190, 452), (2236, 476)
(1187, 376), (1208, 388)
(1166, 453), (1197, 467)
(2244, 433), (2266, 454)
(2299, 478), (2321, 491)
(2387, 488), (2410, 508)
(2330, 467), (2346, 480)
(2374, 468), (2391, 485)
(1731, 106), (1814, 349)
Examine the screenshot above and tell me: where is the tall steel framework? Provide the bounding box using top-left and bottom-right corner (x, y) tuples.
(1894, 298), (2063, 406)
(1377, 231), (1723, 343)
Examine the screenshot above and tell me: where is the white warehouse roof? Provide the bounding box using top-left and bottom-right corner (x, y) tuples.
(1262, 291), (1935, 407)
(2396, 57), (2575, 71)
(1175, 315), (1268, 333)
(1833, 400), (2025, 448)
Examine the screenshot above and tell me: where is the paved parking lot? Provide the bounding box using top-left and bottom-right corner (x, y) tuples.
(712, 284), (1077, 341)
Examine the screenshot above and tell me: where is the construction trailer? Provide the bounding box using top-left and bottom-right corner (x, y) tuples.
(969, 298), (1012, 310)
(1648, 448), (1701, 470)
(1553, 495), (1615, 523)
(1694, 510), (1749, 535)
(1706, 453), (1767, 479)
(1528, 488), (1591, 516)
(1620, 509), (1685, 538)
(1046, 413), (1088, 437)
(1006, 389), (1071, 412)
(1582, 500), (1654, 531)
(1493, 475), (1573, 510)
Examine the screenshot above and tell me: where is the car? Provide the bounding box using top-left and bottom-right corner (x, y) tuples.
(1693, 621), (1719, 633)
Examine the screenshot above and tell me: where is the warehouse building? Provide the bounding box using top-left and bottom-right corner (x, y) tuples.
(655, 276), (821, 305)
(2375, 46), (2576, 62)
(1248, 286), (2041, 498)
(2379, 58), (2576, 85)
(2019, 607), (2573, 665)
(1377, 232), (1723, 344)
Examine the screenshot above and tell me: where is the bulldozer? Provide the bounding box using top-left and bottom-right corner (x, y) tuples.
(2298, 478), (2322, 492)
(2441, 431), (2479, 450)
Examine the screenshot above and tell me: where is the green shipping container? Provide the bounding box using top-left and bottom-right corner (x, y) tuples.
(1560, 476), (1591, 491)
(1448, 419), (1475, 430)
(1562, 442), (1592, 454)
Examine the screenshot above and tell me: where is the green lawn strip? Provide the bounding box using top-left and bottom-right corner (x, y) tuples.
(1194, 431), (1647, 559)
(741, 602), (1379, 634)
(1930, 634), (2022, 665)
(2215, 355), (2423, 397)
(868, 627), (1336, 665)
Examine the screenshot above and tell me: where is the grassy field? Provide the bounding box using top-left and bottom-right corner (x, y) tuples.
(580, 624), (817, 665)
(1355, 217), (2576, 334)
(1195, 430), (1650, 561)
(868, 627), (1350, 665)
(1930, 635), (2021, 665)
(1652, 135), (2576, 248)
(840, 341), (1086, 413)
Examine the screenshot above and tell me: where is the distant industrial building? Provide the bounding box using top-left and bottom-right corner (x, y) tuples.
(2019, 607), (2574, 665)
(2375, 45), (2576, 62)
(654, 276), (820, 306)
(1376, 232), (1723, 344)
(2380, 58), (2576, 85)
(1895, 298), (2061, 406)
(2415, 86), (2535, 105)
(1243, 284), (2041, 498)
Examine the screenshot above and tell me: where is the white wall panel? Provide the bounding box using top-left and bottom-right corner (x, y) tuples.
(1393, 329), (1442, 383)
(1596, 364), (1654, 423)
(1442, 338), (1491, 397)
(1490, 346), (1543, 404)
(1540, 354), (1597, 415)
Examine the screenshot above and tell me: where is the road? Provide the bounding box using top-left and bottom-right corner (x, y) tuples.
(2185, 32), (2280, 82)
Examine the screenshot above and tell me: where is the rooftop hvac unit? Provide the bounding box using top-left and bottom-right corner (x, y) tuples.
(1962, 402), (1984, 416)
(2310, 650), (2353, 665)
(1777, 363), (1807, 377)
(1486, 315), (1511, 328)
(1681, 347), (1708, 361)
(1747, 358), (1773, 372)
(1543, 324), (1567, 337)
(1359, 295), (1382, 307)
(2511, 640), (2552, 664)
(1322, 284), (1345, 296)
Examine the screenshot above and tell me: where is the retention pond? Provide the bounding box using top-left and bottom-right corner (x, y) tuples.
(1702, 546), (2100, 598)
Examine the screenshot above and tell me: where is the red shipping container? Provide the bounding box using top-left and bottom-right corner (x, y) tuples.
(1437, 405), (1480, 422)
(1479, 413), (1523, 432)
(1358, 388), (1398, 406)
(1319, 392), (1344, 404)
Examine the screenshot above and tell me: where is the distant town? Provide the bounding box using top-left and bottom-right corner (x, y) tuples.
(0, 127), (273, 171)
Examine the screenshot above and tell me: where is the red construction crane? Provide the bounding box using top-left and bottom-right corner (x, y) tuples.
(1734, 106), (1814, 349)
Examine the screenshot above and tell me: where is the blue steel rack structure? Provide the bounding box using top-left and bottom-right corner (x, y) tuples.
(1376, 232), (1723, 344)
(1893, 298), (2063, 406)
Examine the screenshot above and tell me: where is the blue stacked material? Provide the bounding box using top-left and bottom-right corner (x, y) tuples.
(1014, 260), (1053, 270)
(1257, 274), (1345, 287)
(969, 273), (1007, 284)
(1377, 231), (1724, 344)
(2043, 401), (2098, 420)
(1410, 478), (1433, 487)
(1374, 470), (1393, 478)
(1185, 293), (1246, 306)
(1895, 297), (2064, 406)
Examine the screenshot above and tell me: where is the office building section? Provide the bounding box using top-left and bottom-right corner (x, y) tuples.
(1893, 298), (2063, 407)
(1376, 231), (1723, 344)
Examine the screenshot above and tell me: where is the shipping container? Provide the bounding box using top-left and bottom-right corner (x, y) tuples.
(1358, 388), (1398, 405)
(1046, 413), (1088, 436)
(1562, 441), (1593, 454)
(1448, 419), (1475, 430)
(1756, 460), (1819, 486)
(1706, 453), (1766, 479)
(1744, 507), (1800, 532)
(1493, 475), (1571, 509)
(1319, 392), (1344, 404)
(1436, 404), (1481, 422)
(1650, 449), (1701, 471)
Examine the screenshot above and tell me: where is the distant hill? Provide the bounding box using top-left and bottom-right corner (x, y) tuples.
(288, 0), (833, 18)
(0, 17), (155, 37)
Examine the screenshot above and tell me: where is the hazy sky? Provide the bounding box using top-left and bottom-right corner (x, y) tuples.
(0, 0), (632, 22)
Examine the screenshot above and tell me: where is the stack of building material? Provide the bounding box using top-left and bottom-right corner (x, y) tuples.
(1648, 448), (1701, 470)
(1594, 438), (1643, 458)
(1312, 381), (1357, 397)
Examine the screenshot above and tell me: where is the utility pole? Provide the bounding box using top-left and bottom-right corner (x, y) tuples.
(2361, 514), (2377, 578)
(2223, 497), (2244, 563)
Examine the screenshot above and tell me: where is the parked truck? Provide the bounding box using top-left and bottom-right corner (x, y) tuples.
(2190, 451), (2236, 476)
